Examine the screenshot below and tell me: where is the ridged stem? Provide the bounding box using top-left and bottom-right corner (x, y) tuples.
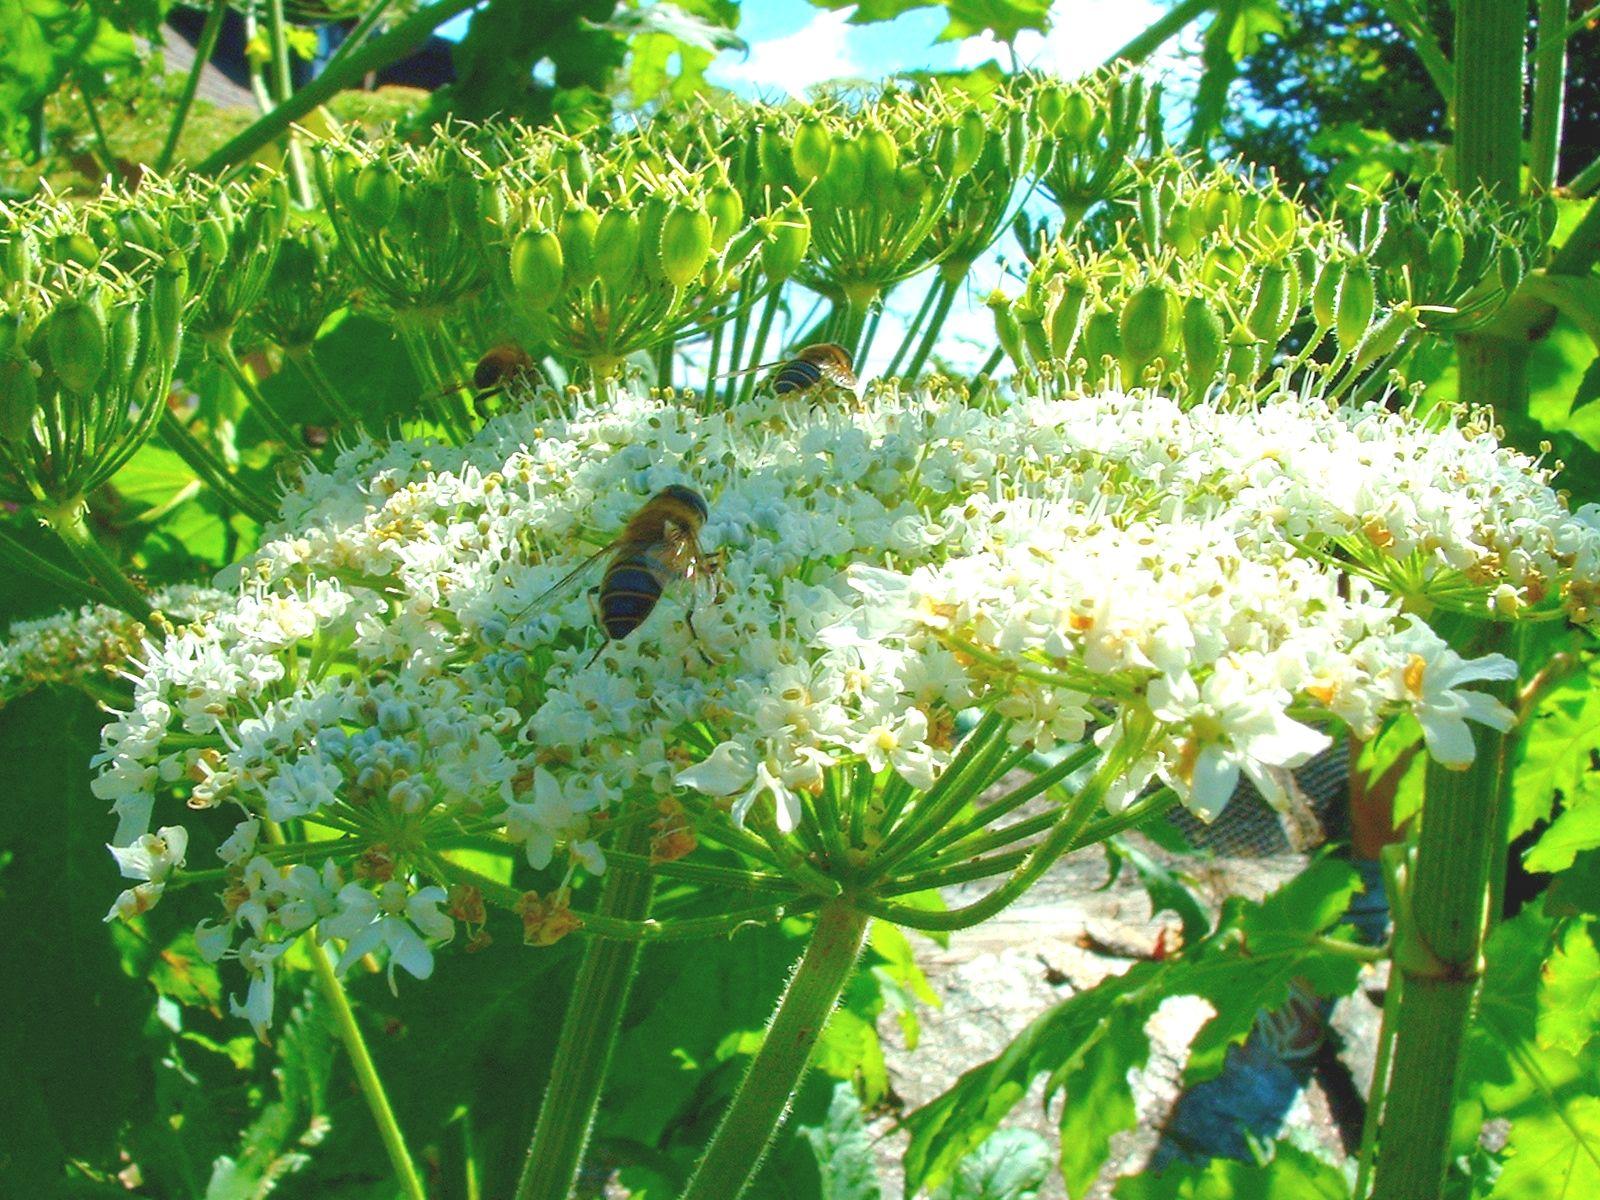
(43, 501), (151, 620)
(156, 0), (228, 171)
(263, 820), (426, 1200)
(1529, 0), (1569, 192)
(513, 822), (655, 1200)
(158, 411), (280, 525)
(679, 899), (870, 1200)
(903, 268), (963, 379)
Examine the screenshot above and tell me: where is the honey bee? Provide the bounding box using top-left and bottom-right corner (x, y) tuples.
(431, 345), (542, 419)
(517, 484), (716, 666)
(717, 342), (857, 399)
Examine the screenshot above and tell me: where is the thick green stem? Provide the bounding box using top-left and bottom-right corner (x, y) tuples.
(1370, 638), (1512, 1200)
(680, 900), (870, 1200)
(263, 821), (425, 1200)
(1453, 0), (1526, 204)
(195, 0), (485, 175)
(44, 502), (151, 620)
(157, 0), (229, 171)
(1530, 0), (1569, 193)
(513, 822), (656, 1200)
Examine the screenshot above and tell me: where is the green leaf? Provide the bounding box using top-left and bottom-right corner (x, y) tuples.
(902, 962), (1163, 1197)
(799, 1082), (881, 1200)
(589, 2), (745, 53)
(1528, 793), (1600, 874)
(1488, 1095), (1600, 1200)
(1539, 918), (1600, 1057)
(1111, 1142), (1349, 1198)
(807, 0), (1052, 43)
(1105, 837), (1212, 946)
(1175, 857), (1363, 1081)
(0, 0), (137, 157)
(1511, 662), (1600, 846)
(1052, 1000), (1150, 1199)
(931, 1128), (1052, 1200)
(0, 688), (147, 1186)
(1525, 271), (1600, 355)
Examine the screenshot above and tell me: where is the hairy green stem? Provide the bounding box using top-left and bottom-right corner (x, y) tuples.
(259, 821), (424, 1200)
(265, 0), (314, 207)
(902, 271), (961, 379)
(514, 823), (655, 1200)
(1106, 0), (1215, 69)
(214, 340), (302, 448)
(738, 288), (784, 404)
(1370, 633), (1512, 1200)
(1378, 0), (1456, 106)
(44, 502), (150, 619)
(1530, 0), (1569, 193)
(322, 0), (397, 74)
(157, 0), (229, 171)
(159, 411), (280, 524)
(0, 522), (113, 605)
(680, 900), (870, 1200)
(196, 0), (485, 175)
(885, 278), (941, 377)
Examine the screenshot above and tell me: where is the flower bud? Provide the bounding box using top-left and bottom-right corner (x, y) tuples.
(658, 203), (712, 288)
(510, 228), (564, 309)
(47, 297), (108, 394)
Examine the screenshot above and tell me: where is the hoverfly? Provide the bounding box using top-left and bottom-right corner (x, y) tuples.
(716, 342), (857, 400)
(515, 485), (717, 666)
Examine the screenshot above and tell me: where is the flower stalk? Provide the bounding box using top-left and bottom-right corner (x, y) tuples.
(514, 821), (656, 1200)
(679, 899), (870, 1200)
(44, 502), (151, 620)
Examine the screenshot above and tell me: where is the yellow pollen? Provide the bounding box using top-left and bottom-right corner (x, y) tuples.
(1402, 654), (1427, 697)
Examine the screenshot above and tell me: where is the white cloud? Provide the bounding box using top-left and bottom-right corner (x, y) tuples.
(710, 9), (860, 97)
(952, 0), (1172, 79)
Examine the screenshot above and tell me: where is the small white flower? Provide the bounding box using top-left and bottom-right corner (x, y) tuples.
(103, 826), (189, 922)
(325, 881), (453, 992)
(1385, 618), (1518, 767)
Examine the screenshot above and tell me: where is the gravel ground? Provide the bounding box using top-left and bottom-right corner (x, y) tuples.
(863, 838), (1385, 1198)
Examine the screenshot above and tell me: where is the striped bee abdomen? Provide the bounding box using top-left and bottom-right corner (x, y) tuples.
(772, 360), (824, 395)
(598, 557), (663, 640)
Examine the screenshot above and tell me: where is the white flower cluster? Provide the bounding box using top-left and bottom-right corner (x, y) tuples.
(0, 585), (227, 705)
(65, 372), (1596, 1027)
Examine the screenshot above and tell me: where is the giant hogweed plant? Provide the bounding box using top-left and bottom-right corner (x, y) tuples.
(3, 40), (1600, 1200)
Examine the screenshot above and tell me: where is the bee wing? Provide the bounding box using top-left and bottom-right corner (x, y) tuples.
(506, 540), (618, 625)
(710, 357), (788, 382)
(822, 361), (859, 389)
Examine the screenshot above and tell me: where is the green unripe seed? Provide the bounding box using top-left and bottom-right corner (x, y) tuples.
(1426, 227), (1465, 293)
(1246, 263), (1292, 343)
(1334, 265), (1377, 354)
(107, 301), (142, 382)
(1351, 305), (1415, 372)
(1035, 84), (1067, 130)
(559, 207), (599, 286)
(1119, 281), (1175, 368)
(1047, 277), (1089, 357)
(823, 136), (866, 208)
(1082, 304), (1121, 370)
(1060, 90), (1095, 143)
(1181, 296), (1226, 383)
(1311, 256), (1344, 329)
(860, 128), (899, 194)
(659, 204), (713, 289)
(953, 110), (986, 175)
(0, 356), (38, 444)
(593, 208), (640, 291)
(792, 118), (833, 183)
(47, 298), (108, 394)
(1255, 193), (1298, 245)
(761, 206), (810, 281)
(1224, 325), (1264, 382)
(151, 255), (187, 359)
(510, 228), (564, 309)
(706, 185), (744, 250)
(987, 292), (1025, 366)
(352, 163), (401, 229)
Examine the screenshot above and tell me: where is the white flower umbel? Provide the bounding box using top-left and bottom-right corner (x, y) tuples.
(69, 369), (1597, 1028)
